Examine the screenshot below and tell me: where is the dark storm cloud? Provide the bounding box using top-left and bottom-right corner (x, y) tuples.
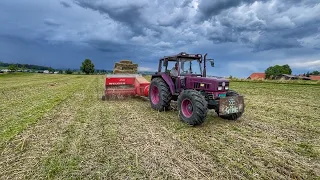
(60, 1), (71, 8)
(1, 0), (319, 77)
(196, 0), (261, 20)
(73, 0), (147, 35)
(86, 39), (131, 53)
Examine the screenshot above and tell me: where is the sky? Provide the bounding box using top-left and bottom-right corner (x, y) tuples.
(0, 0), (319, 78)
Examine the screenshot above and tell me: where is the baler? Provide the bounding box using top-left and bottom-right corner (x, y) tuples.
(102, 74), (150, 100)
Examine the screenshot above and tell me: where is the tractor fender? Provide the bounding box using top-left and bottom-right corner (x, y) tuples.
(151, 73), (175, 95)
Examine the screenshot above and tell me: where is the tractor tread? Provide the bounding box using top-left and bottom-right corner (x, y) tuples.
(149, 77), (172, 111)
(178, 90), (208, 126)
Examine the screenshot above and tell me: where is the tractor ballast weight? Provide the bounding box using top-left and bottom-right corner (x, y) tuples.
(149, 52), (245, 126)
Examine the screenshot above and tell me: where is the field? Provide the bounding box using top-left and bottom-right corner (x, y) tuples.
(0, 73), (319, 179)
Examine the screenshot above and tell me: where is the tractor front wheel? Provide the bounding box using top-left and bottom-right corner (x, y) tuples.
(177, 90), (208, 126)
(149, 78), (172, 111)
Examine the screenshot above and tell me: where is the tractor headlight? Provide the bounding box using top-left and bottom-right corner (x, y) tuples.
(218, 86), (223, 90)
(225, 86), (229, 90)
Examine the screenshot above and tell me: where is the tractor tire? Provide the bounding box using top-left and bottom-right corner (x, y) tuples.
(149, 78), (172, 111)
(177, 90), (208, 126)
(219, 90), (244, 120)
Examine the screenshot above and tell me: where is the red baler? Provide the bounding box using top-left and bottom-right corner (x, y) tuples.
(102, 74), (150, 100)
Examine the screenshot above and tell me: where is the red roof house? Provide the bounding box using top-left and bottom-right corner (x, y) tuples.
(248, 73), (266, 80)
(310, 75), (320, 81)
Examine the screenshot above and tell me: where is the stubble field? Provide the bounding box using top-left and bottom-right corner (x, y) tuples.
(0, 73), (319, 179)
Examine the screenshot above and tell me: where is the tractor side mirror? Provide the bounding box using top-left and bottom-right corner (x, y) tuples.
(209, 60), (214, 67)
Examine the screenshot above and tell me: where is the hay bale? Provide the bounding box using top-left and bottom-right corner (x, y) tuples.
(112, 59), (138, 74)
(113, 69), (138, 74)
(119, 60), (133, 64)
(114, 63), (138, 70)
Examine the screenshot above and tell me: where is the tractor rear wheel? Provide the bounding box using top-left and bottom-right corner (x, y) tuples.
(219, 90), (244, 120)
(177, 90), (208, 126)
(149, 78), (172, 111)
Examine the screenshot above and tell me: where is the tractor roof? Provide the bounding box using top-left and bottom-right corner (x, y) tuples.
(160, 52), (202, 61)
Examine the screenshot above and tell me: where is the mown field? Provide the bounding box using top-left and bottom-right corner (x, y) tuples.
(0, 73), (319, 179)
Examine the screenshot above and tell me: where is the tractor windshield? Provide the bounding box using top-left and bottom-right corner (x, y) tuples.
(180, 59), (202, 76)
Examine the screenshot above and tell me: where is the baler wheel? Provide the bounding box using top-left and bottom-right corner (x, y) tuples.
(177, 90), (208, 126)
(149, 78), (172, 111)
(102, 95), (106, 101)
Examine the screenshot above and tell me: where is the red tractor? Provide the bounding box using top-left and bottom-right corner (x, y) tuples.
(149, 52), (245, 126)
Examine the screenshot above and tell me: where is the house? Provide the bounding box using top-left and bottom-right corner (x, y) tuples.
(1, 69), (10, 72)
(248, 73), (266, 80)
(275, 74), (298, 80)
(310, 75), (320, 81)
(43, 70), (49, 74)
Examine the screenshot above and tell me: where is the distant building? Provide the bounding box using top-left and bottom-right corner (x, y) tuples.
(43, 70), (49, 74)
(248, 73), (266, 80)
(310, 75), (320, 81)
(276, 74), (298, 80)
(274, 74), (312, 80)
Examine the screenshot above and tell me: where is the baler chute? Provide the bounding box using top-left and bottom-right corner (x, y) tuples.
(102, 60), (150, 100)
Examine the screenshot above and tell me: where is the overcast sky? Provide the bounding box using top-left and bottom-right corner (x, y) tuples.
(0, 0), (319, 77)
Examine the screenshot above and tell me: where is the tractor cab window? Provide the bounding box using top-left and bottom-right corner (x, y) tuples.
(180, 59), (202, 76)
(164, 61), (178, 75)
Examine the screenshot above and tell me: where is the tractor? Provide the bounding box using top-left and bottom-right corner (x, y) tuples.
(149, 52), (245, 126)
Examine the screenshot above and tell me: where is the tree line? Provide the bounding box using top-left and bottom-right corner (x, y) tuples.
(264, 64), (319, 79)
(1, 59), (113, 75)
(0, 61), (52, 71)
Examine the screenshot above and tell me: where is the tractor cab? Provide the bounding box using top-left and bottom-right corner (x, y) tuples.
(156, 52), (220, 94)
(159, 52), (205, 77)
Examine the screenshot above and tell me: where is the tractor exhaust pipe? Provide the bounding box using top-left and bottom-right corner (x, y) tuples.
(203, 53), (207, 77)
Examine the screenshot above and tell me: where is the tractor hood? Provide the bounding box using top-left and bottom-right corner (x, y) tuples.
(188, 76), (229, 83)
(185, 76), (229, 92)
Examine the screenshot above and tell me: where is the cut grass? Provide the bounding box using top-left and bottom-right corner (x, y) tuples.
(0, 74), (319, 179)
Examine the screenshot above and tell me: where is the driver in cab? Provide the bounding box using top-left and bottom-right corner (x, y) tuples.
(170, 63), (178, 77)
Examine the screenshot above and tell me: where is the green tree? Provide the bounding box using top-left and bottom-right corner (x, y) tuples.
(65, 69), (73, 74)
(8, 64), (17, 72)
(58, 70), (63, 74)
(49, 67), (56, 73)
(80, 59), (95, 74)
(265, 64), (292, 79)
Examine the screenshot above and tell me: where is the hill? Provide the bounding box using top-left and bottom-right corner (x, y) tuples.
(0, 61), (52, 71)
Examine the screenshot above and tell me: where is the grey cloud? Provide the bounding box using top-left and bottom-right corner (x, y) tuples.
(253, 33), (302, 52)
(199, 0), (320, 51)
(196, 0), (260, 21)
(60, 1), (71, 8)
(157, 13), (186, 27)
(44, 19), (62, 27)
(181, 0), (193, 7)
